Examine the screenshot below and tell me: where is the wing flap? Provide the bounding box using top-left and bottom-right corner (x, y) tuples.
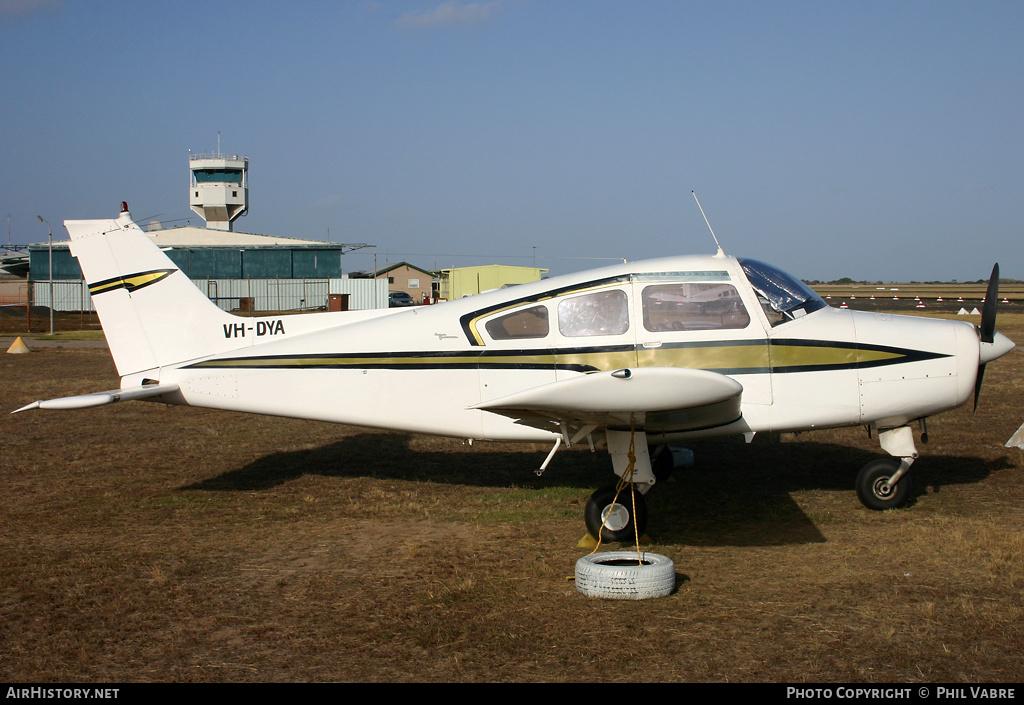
(472, 367), (743, 432)
(13, 383), (180, 413)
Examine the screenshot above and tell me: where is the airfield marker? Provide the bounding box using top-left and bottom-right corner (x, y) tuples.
(6, 337), (30, 354)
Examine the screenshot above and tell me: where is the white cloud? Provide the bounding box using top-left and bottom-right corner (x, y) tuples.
(394, 0), (502, 30)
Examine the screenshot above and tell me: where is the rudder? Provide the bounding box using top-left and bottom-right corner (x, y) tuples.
(67, 205), (244, 376)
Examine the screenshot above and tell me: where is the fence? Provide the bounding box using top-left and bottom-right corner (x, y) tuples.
(200, 278), (332, 312)
(30, 281), (91, 312)
(0, 280), (29, 307)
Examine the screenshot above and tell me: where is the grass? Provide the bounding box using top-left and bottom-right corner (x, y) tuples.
(28, 330), (107, 341)
(1, 313), (1022, 682)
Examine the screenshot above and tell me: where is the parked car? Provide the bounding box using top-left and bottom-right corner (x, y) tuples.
(389, 291), (416, 307)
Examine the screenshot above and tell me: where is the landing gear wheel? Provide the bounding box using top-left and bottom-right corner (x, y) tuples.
(584, 485), (648, 542)
(856, 459), (912, 511)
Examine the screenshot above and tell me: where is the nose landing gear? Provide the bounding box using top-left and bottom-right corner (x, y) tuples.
(856, 458), (913, 510)
(857, 425), (917, 510)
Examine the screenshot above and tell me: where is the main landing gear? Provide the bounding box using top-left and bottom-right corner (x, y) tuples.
(585, 484), (648, 542)
(581, 422), (922, 538)
(584, 429), (656, 542)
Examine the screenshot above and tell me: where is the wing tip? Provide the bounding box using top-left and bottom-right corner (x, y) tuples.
(11, 401), (41, 414)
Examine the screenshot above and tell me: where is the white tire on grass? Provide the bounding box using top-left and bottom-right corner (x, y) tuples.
(575, 551), (675, 600)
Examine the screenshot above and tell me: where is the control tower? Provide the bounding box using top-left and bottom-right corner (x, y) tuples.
(189, 151), (248, 231)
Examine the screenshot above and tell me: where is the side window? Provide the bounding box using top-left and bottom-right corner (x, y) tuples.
(642, 283), (750, 332)
(558, 289), (629, 337)
(485, 305), (549, 340)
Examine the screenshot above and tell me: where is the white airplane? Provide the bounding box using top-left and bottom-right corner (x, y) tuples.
(14, 203), (1016, 541)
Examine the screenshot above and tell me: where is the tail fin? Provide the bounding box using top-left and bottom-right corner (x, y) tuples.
(67, 206), (244, 376)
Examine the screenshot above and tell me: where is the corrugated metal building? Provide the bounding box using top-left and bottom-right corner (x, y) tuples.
(29, 225), (384, 312)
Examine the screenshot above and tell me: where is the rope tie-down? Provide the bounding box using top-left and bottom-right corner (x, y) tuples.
(575, 427), (675, 600)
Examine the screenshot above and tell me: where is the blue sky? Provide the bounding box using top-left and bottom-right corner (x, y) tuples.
(2, 0), (1022, 281)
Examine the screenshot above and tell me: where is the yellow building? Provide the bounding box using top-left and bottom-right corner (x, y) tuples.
(438, 265), (548, 300)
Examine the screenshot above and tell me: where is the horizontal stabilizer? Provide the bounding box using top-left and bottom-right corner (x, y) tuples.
(12, 383), (179, 413)
(1006, 422), (1024, 449)
(473, 367), (743, 433)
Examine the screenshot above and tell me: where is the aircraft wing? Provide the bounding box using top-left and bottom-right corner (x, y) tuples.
(12, 383), (180, 413)
(472, 367), (742, 433)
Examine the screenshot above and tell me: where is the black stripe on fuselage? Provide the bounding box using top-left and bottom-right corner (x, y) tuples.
(183, 338), (950, 375)
(767, 338), (950, 373)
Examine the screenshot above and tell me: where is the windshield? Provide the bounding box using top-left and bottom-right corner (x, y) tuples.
(739, 258), (827, 325)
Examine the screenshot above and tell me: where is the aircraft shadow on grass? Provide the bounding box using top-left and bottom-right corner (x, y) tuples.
(181, 434), (1009, 548)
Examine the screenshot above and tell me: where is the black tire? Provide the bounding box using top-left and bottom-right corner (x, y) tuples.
(856, 458), (913, 510)
(651, 444), (673, 482)
(584, 485), (648, 542)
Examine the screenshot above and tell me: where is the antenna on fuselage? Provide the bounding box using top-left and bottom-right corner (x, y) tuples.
(692, 191), (725, 257)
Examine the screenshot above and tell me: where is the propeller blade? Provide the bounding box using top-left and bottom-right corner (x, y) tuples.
(974, 263), (1000, 414)
(980, 263), (999, 344)
(973, 363), (986, 415)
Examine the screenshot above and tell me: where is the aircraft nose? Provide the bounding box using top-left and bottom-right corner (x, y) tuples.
(980, 331), (1015, 364)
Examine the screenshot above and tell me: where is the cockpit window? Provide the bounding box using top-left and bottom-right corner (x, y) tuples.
(739, 258), (827, 326)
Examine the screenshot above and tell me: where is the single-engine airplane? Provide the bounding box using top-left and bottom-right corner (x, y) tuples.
(15, 203), (1016, 541)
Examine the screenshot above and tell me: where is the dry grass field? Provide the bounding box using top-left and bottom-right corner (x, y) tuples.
(1, 308), (1023, 683)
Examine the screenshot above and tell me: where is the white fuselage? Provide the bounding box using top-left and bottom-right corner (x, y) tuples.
(130, 253), (982, 444)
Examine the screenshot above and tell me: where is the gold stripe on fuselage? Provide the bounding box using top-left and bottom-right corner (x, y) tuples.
(638, 342), (769, 372)
(770, 343), (901, 369)
(186, 339), (938, 375)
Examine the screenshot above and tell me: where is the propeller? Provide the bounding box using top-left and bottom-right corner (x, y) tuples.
(974, 263), (1000, 414)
